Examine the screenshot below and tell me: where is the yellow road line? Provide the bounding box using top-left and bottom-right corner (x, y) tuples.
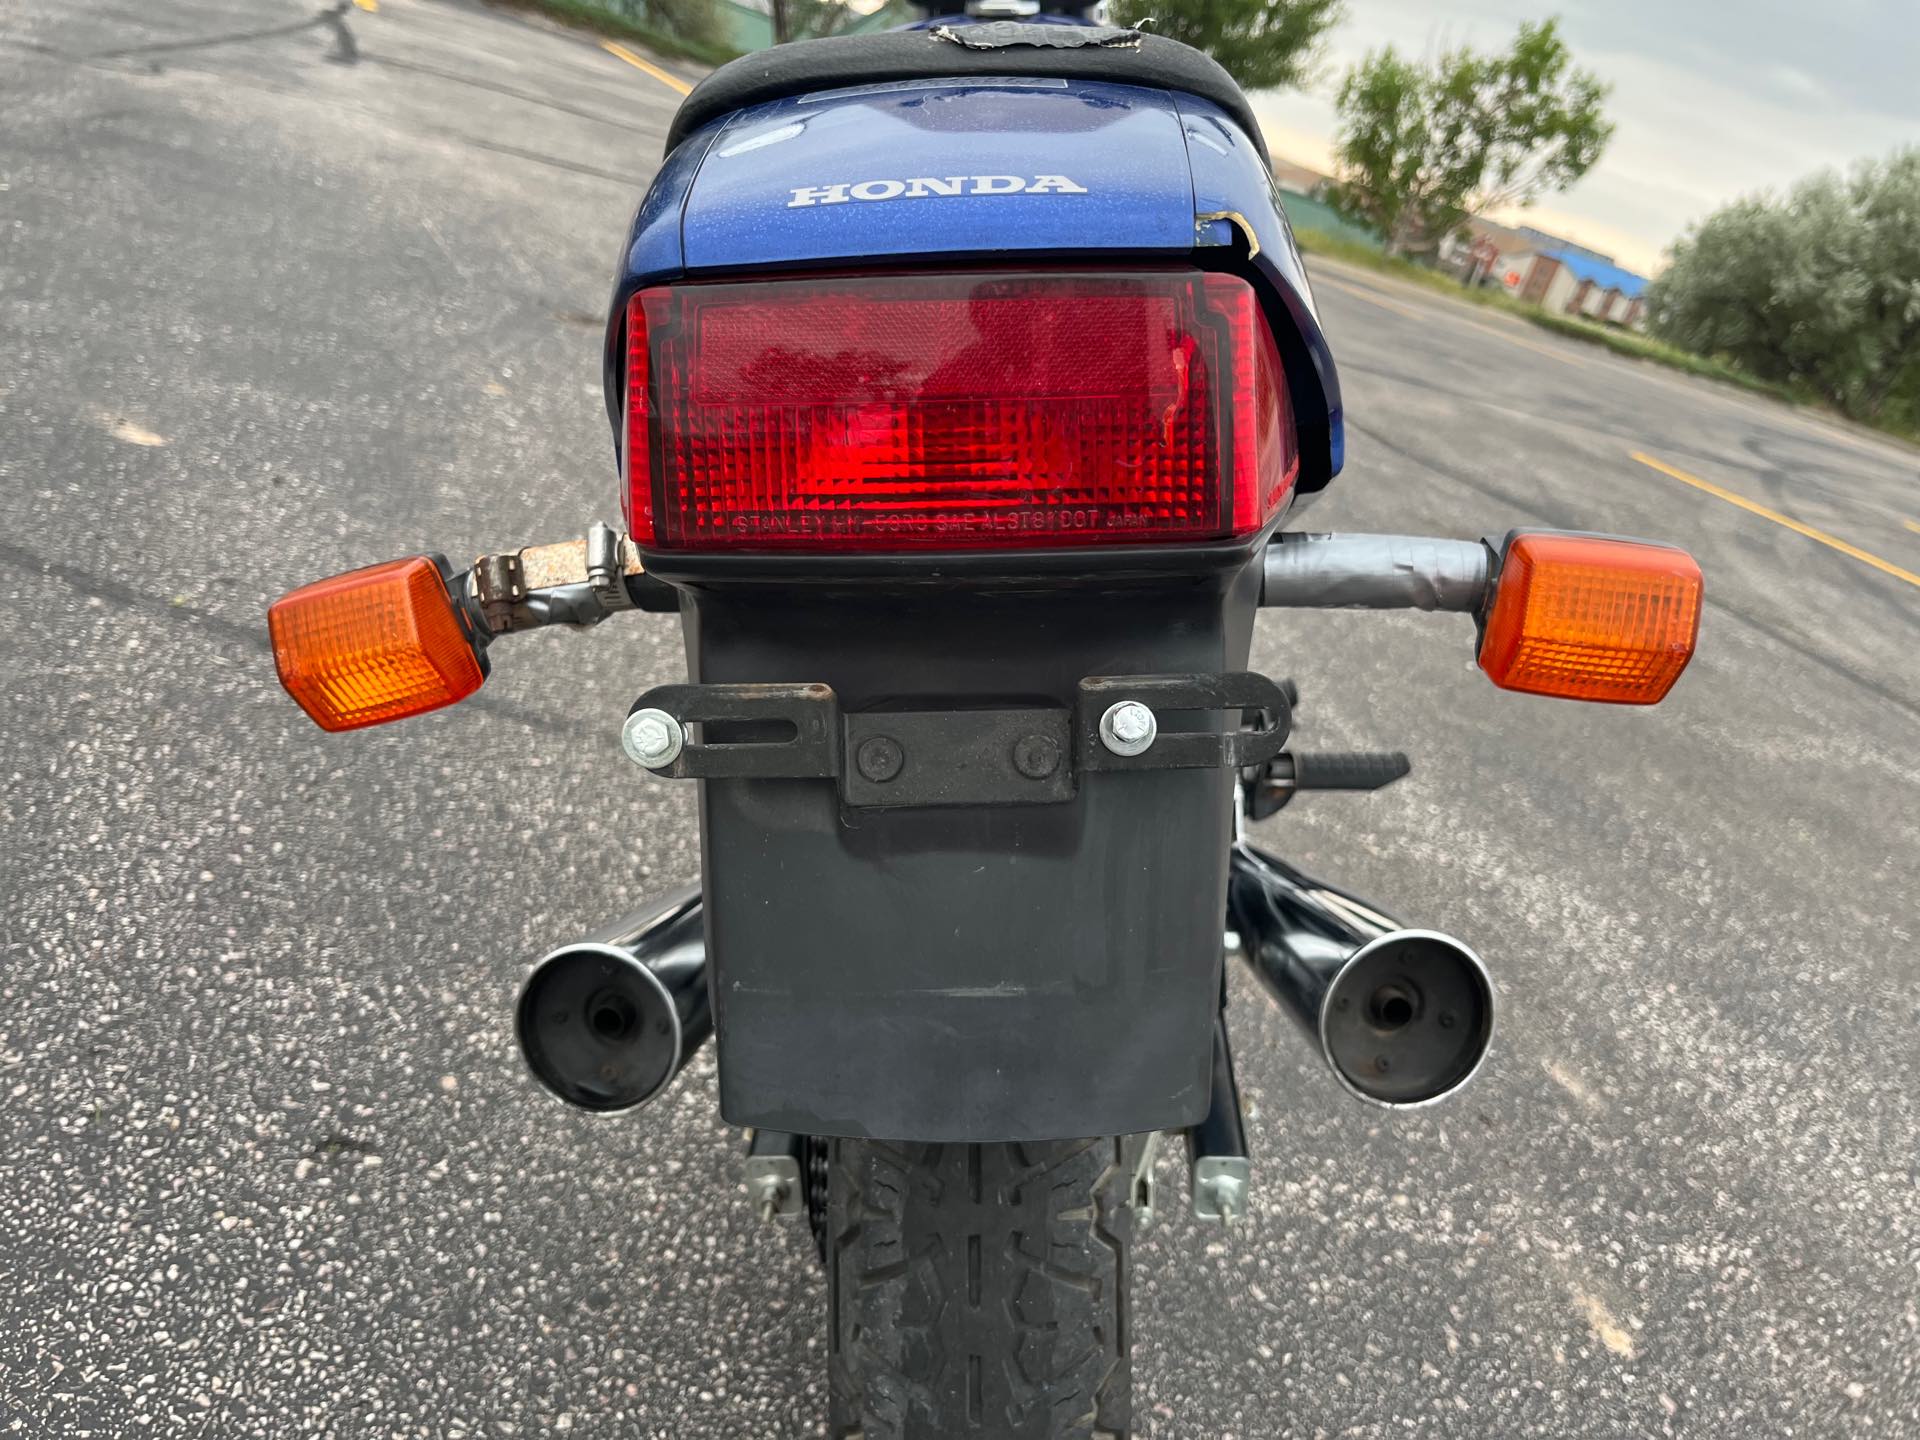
(602, 40), (691, 96)
(1318, 273), (1588, 370)
(1630, 451), (1920, 590)
(1905, 518), (1920, 536)
(352, 0), (377, 11)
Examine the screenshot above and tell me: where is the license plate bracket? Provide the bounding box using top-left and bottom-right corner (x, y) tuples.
(628, 672), (1291, 808)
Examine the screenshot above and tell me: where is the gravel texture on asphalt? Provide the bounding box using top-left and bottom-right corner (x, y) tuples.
(3, 2), (1916, 1436)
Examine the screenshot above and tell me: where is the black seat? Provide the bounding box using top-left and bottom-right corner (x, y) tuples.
(665, 23), (1269, 166)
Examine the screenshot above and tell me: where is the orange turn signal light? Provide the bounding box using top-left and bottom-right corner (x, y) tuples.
(1478, 533), (1702, 704)
(269, 556), (487, 731)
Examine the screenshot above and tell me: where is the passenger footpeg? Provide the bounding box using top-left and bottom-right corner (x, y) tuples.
(1243, 749), (1411, 820)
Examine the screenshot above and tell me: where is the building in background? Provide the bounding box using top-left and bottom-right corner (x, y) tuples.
(1495, 228), (1650, 329)
(1265, 151), (1654, 328)
(1269, 159), (1385, 251)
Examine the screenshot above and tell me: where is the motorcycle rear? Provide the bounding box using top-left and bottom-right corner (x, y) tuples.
(265, 11), (1705, 1438)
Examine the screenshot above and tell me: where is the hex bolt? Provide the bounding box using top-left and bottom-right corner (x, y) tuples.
(1191, 1156), (1250, 1223)
(621, 708), (684, 769)
(747, 1173), (790, 1225)
(1132, 1175), (1157, 1234)
(1099, 700), (1158, 757)
(1208, 1173), (1246, 1220)
(744, 1155), (802, 1224)
(1198, 1170), (1246, 1222)
(855, 735), (905, 784)
(1012, 733), (1062, 779)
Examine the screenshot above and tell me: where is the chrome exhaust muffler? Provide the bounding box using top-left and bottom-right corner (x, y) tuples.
(1227, 844), (1493, 1107)
(515, 887), (711, 1112)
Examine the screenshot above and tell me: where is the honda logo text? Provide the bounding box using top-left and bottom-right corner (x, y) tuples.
(787, 175), (1090, 207)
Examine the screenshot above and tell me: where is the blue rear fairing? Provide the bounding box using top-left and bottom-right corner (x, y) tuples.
(682, 81), (1194, 269)
(606, 75), (1345, 497)
(1172, 92), (1344, 499)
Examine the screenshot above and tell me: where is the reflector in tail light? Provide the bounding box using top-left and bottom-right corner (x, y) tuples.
(624, 270), (1296, 551)
(1478, 533), (1702, 704)
(269, 557), (487, 731)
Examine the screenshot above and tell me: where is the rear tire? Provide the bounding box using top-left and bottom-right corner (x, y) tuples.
(826, 1138), (1136, 1440)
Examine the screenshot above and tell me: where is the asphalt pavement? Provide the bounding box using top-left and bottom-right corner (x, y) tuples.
(2, 2), (1917, 1436)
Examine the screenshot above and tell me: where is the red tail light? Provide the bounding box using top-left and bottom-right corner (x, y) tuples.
(624, 271), (1296, 552)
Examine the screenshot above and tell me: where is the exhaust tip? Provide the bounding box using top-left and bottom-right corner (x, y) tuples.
(1318, 929), (1494, 1107)
(516, 943), (685, 1112)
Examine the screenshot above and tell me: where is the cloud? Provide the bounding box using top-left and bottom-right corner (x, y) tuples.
(1247, 0), (1917, 275)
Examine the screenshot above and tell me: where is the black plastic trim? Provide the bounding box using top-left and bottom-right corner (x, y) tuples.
(639, 529), (1274, 590)
(664, 30), (1269, 166)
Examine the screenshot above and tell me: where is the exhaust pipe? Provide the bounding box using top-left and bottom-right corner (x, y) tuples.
(516, 887), (711, 1112)
(1228, 844), (1493, 1107)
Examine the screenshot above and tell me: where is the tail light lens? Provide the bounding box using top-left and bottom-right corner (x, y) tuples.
(624, 270), (1296, 552)
(269, 557), (487, 731)
(1478, 533), (1702, 704)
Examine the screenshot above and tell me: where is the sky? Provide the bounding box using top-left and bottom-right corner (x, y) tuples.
(1244, 0), (1920, 276)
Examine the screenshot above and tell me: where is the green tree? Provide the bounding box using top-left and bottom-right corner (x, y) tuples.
(621, 0), (729, 49)
(1107, 0), (1344, 92)
(1329, 20), (1612, 256)
(1647, 149), (1920, 426)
